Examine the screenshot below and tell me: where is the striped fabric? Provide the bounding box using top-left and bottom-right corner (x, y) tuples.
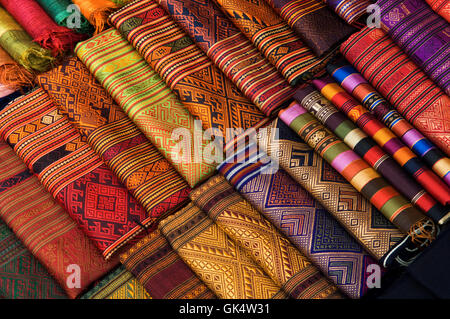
(120, 229), (217, 299)
(109, 0), (267, 137)
(279, 101), (436, 239)
(264, 0), (356, 56)
(212, 0), (334, 85)
(0, 141), (118, 298)
(295, 85), (449, 224)
(378, 0), (450, 95)
(322, 0), (371, 24)
(327, 61), (450, 190)
(75, 29), (216, 188)
(159, 202), (289, 299)
(340, 27), (450, 159)
(158, 0), (295, 116)
(312, 76), (450, 207)
(0, 88), (149, 259)
(425, 0), (450, 22)
(258, 118), (404, 262)
(217, 142), (377, 298)
(190, 175), (341, 299)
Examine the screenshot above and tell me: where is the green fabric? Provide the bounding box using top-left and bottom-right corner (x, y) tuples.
(36, 0), (92, 33)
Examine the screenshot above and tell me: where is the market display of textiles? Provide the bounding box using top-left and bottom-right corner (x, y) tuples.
(0, 0), (448, 300)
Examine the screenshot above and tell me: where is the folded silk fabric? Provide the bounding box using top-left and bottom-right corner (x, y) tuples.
(425, 0), (450, 22)
(0, 0), (86, 56)
(120, 229), (217, 299)
(322, 0), (371, 24)
(258, 118), (405, 261)
(37, 57), (191, 223)
(211, 0), (334, 85)
(75, 29), (216, 188)
(71, 0), (119, 33)
(0, 220), (66, 299)
(279, 101), (436, 240)
(217, 141), (379, 298)
(159, 202), (289, 299)
(157, 0), (295, 116)
(306, 79), (450, 213)
(341, 27), (450, 158)
(0, 88), (150, 260)
(327, 61), (450, 192)
(0, 141), (118, 298)
(190, 175), (341, 299)
(0, 46), (33, 89)
(81, 266), (151, 299)
(378, 0), (450, 95)
(35, 0), (92, 34)
(0, 7), (53, 72)
(264, 0), (356, 56)
(109, 0), (267, 136)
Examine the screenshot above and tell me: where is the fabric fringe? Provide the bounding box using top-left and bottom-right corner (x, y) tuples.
(34, 31), (87, 56)
(90, 7), (118, 34)
(0, 64), (34, 89)
(19, 48), (54, 73)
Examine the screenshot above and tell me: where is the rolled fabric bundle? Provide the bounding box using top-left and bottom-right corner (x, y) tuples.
(340, 27), (450, 159)
(159, 202), (290, 299)
(157, 0), (295, 116)
(218, 140), (380, 298)
(321, 0), (371, 24)
(327, 61), (450, 191)
(190, 175), (341, 299)
(263, 0), (356, 56)
(295, 85), (449, 224)
(0, 0), (87, 56)
(71, 0), (118, 33)
(279, 101), (437, 243)
(109, 0), (267, 137)
(80, 266), (151, 299)
(0, 88), (151, 260)
(35, 0), (92, 33)
(0, 7), (53, 72)
(120, 230), (217, 299)
(75, 29), (216, 188)
(37, 57), (191, 224)
(0, 220), (67, 299)
(425, 0), (450, 22)
(377, 0), (450, 95)
(0, 47), (33, 89)
(0, 141), (119, 299)
(211, 0), (334, 85)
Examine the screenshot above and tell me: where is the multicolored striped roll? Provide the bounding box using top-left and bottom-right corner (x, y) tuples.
(327, 61), (450, 189)
(295, 85), (449, 224)
(322, 0), (371, 24)
(312, 76), (450, 209)
(279, 101), (436, 242)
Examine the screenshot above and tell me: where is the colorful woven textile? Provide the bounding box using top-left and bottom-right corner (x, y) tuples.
(218, 141), (379, 298)
(279, 101), (436, 239)
(35, 0), (92, 33)
(120, 229), (217, 299)
(340, 27), (450, 159)
(322, 0), (371, 24)
(0, 220), (67, 299)
(0, 0), (86, 56)
(425, 0), (450, 22)
(308, 79), (450, 216)
(378, 0), (450, 95)
(75, 29), (216, 188)
(37, 57), (191, 223)
(0, 88), (149, 260)
(81, 266), (151, 299)
(158, 0), (295, 116)
(190, 175), (341, 299)
(159, 202), (288, 299)
(0, 7), (53, 72)
(71, 0), (118, 33)
(0, 46), (33, 89)
(109, 0), (267, 137)
(327, 61), (450, 191)
(212, 0), (334, 84)
(264, 0), (356, 56)
(0, 141), (118, 298)
(258, 118), (406, 261)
